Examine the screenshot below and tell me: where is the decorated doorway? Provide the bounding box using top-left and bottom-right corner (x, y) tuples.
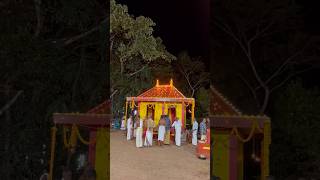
(146, 104), (155, 120)
(167, 106), (176, 122)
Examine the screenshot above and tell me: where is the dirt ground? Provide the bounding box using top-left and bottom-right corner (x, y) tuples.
(110, 130), (210, 180)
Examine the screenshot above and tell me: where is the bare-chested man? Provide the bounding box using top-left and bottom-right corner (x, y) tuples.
(157, 117), (166, 146)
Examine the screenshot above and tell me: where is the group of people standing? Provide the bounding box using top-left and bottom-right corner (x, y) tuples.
(121, 114), (210, 148)
(191, 117), (209, 145)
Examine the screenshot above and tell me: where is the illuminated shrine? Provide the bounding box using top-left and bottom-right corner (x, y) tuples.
(210, 85), (271, 180)
(48, 101), (111, 180)
(125, 79), (195, 128)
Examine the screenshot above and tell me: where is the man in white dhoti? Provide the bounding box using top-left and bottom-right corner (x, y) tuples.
(157, 117), (166, 146)
(126, 115), (133, 140)
(192, 118), (198, 146)
(133, 116), (139, 138)
(172, 118), (182, 146)
(135, 115), (143, 148)
(144, 115), (154, 147)
(120, 117), (126, 130)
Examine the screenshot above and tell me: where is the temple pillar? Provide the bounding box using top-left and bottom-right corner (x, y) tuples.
(182, 102), (185, 128)
(88, 130), (97, 166)
(124, 101), (128, 127)
(229, 134), (238, 180)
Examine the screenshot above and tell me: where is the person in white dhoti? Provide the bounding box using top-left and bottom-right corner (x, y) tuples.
(135, 115), (143, 148)
(144, 115), (154, 147)
(192, 118), (199, 146)
(172, 118), (182, 146)
(120, 117), (126, 130)
(126, 115), (133, 140)
(133, 116), (139, 138)
(157, 117), (166, 146)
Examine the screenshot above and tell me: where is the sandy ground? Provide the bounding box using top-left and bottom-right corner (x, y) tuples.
(110, 130), (210, 180)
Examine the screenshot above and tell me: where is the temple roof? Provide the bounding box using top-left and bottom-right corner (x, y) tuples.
(127, 79), (194, 102)
(138, 81), (186, 98)
(210, 85), (242, 115)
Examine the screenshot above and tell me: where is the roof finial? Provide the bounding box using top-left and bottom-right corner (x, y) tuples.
(170, 78), (173, 87)
(156, 79), (159, 87)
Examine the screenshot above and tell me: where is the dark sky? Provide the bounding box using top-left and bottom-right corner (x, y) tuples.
(117, 0), (209, 58)
(116, 0), (319, 86)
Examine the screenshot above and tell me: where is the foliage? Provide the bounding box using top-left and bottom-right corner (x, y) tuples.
(174, 51), (210, 97)
(0, 0), (108, 179)
(211, 0), (320, 114)
(195, 87), (210, 117)
(110, 0), (175, 115)
(270, 80), (320, 179)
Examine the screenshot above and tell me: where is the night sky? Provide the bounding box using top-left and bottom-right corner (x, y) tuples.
(118, 0), (209, 58)
(117, 0), (319, 86)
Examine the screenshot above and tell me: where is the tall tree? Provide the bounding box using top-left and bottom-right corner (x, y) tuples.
(175, 51), (210, 97)
(212, 0), (319, 114)
(271, 80), (320, 179)
(0, 0), (108, 178)
(110, 0), (175, 114)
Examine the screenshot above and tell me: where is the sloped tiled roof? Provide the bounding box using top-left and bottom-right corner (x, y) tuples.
(138, 80), (186, 98)
(210, 85), (242, 115)
(87, 100), (111, 114)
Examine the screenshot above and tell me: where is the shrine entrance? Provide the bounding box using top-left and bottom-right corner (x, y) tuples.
(146, 105), (155, 120)
(167, 106), (176, 122)
(243, 135), (263, 180)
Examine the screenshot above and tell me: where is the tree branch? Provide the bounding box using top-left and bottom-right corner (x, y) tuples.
(129, 63), (149, 77)
(63, 18), (108, 46)
(265, 45), (308, 85)
(110, 89), (118, 98)
(270, 67), (315, 92)
(215, 19), (266, 88)
(248, 20), (274, 44)
(0, 91), (23, 116)
(238, 74), (261, 108)
(34, 0), (42, 37)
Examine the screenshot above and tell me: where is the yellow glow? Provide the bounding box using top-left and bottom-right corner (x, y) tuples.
(170, 78), (173, 86)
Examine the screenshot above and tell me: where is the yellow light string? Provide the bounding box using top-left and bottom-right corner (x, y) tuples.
(146, 104), (156, 111)
(75, 125), (92, 145)
(125, 101), (128, 128)
(230, 120), (260, 143)
(191, 101), (195, 122)
(70, 124), (78, 148)
(48, 126), (57, 180)
(231, 125), (255, 143)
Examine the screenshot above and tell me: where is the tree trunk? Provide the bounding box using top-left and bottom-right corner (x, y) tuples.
(191, 89), (195, 97)
(71, 47), (84, 108)
(259, 87), (270, 114)
(4, 87), (11, 180)
(34, 0), (42, 37)
(120, 60), (124, 74)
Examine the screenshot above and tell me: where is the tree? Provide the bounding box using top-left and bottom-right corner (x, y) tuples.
(175, 51), (210, 97)
(270, 80), (320, 179)
(195, 87), (210, 117)
(110, 0), (175, 114)
(0, 0), (108, 178)
(212, 0), (319, 114)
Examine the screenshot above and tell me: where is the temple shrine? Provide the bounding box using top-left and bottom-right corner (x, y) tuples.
(210, 85), (271, 180)
(125, 79), (195, 128)
(48, 100), (111, 180)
